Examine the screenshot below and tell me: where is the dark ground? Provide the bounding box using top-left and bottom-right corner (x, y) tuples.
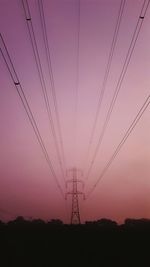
(0, 217), (150, 267)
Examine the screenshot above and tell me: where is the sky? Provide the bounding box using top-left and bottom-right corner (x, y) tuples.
(0, 0), (150, 224)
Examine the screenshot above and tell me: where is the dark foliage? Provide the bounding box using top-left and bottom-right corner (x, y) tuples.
(0, 217), (150, 266)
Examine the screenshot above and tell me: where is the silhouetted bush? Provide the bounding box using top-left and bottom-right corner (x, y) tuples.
(95, 218), (118, 227)
(48, 219), (63, 225)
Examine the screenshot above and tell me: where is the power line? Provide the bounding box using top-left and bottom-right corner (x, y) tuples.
(21, 0), (66, 182)
(0, 33), (65, 199)
(86, 95), (150, 199)
(84, 0), (126, 166)
(76, 0), (80, 110)
(74, 0), (80, 166)
(85, 0), (150, 182)
(38, 0), (67, 172)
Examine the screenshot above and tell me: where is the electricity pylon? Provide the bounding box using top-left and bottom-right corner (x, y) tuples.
(66, 168), (84, 224)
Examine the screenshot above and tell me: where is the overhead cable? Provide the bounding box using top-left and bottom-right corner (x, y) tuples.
(86, 95), (150, 198)
(85, 0), (150, 182)
(38, 0), (67, 171)
(21, 0), (66, 182)
(85, 0), (126, 164)
(0, 33), (65, 198)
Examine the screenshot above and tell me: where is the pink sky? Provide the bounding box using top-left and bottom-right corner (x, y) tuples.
(0, 0), (150, 224)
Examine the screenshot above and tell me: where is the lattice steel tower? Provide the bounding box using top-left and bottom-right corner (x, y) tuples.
(66, 168), (84, 224)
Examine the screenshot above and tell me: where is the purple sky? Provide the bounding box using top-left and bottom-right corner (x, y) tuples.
(0, 0), (150, 223)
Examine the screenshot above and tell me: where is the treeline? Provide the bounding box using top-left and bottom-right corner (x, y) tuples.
(1, 215), (150, 226)
(0, 217), (150, 266)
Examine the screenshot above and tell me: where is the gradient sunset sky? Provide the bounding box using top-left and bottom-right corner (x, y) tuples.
(0, 0), (150, 224)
